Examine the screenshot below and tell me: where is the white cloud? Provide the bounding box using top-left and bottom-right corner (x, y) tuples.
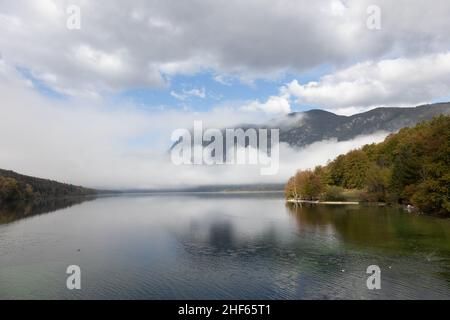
(285, 52), (450, 113)
(330, 0), (347, 16)
(171, 87), (206, 101)
(185, 87), (206, 99)
(74, 45), (125, 76)
(170, 91), (187, 101)
(242, 95), (291, 115)
(213, 74), (232, 86)
(0, 63), (388, 189)
(2, 0), (450, 95)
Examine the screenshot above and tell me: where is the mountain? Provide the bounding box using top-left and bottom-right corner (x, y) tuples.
(277, 102), (450, 148)
(171, 102), (450, 151)
(0, 169), (97, 203)
(122, 184), (285, 193)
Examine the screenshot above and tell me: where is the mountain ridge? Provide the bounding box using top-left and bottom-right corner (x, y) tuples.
(0, 168), (97, 202)
(275, 102), (450, 147)
(170, 102), (450, 152)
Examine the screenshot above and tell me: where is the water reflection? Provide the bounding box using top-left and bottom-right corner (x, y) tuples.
(168, 198), (450, 299)
(0, 196), (97, 225)
(1, 193), (450, 299)
(208, 220), (235, 251)
(286, 202), (450, 256)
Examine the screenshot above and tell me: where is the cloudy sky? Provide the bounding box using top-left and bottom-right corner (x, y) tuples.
(1, 0), (449, 188)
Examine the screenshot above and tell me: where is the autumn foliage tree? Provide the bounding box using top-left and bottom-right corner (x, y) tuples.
(0, 177), (34, 202)
(285, 169), (324, 201)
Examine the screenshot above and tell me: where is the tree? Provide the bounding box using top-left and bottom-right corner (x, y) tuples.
(390, 145), (422, 201)
(364, 164), (391, 202)
(293, 170), (324, 200)
(327, 150), (370, 189)
(322, 185), (346, 201)
(0, 177), (22, 201)
(411, 179), (445, 215)
(284, 177), (297, 200)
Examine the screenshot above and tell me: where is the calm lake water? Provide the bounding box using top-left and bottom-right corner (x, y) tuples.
(1, 193), (450, 300)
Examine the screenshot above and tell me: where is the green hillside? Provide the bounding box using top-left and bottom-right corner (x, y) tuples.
(285, 116), (450, 216)
(0, 169), (96, 203)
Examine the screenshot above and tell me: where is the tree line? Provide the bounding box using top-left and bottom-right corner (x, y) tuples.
(285, 116), (450, 216)
(0, 169), (97, 204)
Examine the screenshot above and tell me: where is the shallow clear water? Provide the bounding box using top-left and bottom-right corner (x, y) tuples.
(1, 193), (450, 300)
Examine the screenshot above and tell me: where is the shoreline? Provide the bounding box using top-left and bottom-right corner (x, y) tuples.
(287, 199), (360, 205)
(286, 199), (450, 218)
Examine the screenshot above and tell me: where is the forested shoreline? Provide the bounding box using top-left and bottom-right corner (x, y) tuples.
(285, 116), (450, 217)
(0, 169), (97, 204)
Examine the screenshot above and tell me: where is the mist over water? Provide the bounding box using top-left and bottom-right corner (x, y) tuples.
(1, 193), (450, 299)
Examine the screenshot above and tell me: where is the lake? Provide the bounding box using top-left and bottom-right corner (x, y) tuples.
(1, 193), (450, 300)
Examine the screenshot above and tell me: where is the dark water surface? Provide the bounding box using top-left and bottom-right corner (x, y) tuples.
(1, 193), (450, 299)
